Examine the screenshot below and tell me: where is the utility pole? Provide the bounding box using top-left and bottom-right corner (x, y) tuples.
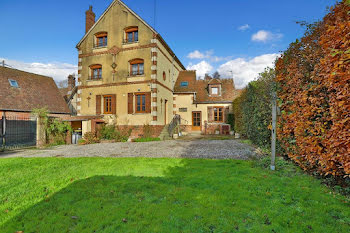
(271, 92), (277, 170)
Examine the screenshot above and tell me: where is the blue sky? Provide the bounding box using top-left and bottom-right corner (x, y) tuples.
(0, 0), (337, 87)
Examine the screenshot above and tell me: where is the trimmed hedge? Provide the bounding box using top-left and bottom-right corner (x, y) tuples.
(275, 1), (350, 177)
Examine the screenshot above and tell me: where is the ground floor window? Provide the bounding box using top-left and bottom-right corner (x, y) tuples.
(135, 94), (146, 113)
(104, 95), (112, 114)
(214, 107), (223, 122)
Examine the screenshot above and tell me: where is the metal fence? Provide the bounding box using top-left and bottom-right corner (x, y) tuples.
(0, 115), (37, 149)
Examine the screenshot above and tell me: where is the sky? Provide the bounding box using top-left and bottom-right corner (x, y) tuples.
(0, 0), (337, 88)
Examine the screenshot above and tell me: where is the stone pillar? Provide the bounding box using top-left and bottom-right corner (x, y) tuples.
(36, 117), (46, 147)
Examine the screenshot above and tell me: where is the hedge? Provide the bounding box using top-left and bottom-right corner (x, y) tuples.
(275, 1), (350, 177)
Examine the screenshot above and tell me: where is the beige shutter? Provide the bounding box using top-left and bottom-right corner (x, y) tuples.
(208, 106), (213, 122)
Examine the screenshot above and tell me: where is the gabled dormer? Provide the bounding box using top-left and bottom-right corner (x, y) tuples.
(208, 78), (222, 96)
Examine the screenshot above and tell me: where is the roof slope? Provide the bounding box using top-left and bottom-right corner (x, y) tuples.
(174, 71), (240, 103)
(0, 67), (70, 114)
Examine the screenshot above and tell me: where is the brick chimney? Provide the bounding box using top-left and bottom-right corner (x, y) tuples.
(85, 5), (95, 33)
(68, 74), (76, 90)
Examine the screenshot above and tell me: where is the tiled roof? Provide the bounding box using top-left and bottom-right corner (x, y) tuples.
(174, 70), (241, 103)
(0, 66), (70, 114)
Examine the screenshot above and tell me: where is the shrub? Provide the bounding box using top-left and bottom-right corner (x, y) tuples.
(143, 124), (153, 138)
(275, 1), (350, 177)
(83, 132), (100, 144)
(99, 125), (130, 142)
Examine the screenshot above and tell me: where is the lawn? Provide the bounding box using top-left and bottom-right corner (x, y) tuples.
(0, 157), (349, 232)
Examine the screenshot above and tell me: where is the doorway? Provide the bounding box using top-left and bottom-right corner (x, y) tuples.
(192, 111), (201, 131)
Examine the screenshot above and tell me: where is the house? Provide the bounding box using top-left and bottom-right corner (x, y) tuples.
(76, 0), (185, 137)
(174, 71), (240, 134)
(0, 66), (70, 118)
(76, 0), (240, 137)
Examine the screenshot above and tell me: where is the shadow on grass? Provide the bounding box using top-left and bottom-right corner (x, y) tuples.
(1, 159), (349, 233)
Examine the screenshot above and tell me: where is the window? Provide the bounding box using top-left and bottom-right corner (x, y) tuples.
(135, 93), (146, 113)
(129, 59), (144, 76)
(210, 85), (221, 95)
(8, 79), (19, 88)
(95, 32), (107, 47)
(104, 95), (112, 114)
(90, 65), (102, 80)
(211, 87), (219, 95)
(125, 27), (138, 43)
(163, 71), (166, 81)
(179, 108), (187, 112)
(214, 107), (224, 122)
(180, 81), (188, 87)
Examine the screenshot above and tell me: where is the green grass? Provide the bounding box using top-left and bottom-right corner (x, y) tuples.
(133, 137), (161, 142)
(0, 157), (349, 232)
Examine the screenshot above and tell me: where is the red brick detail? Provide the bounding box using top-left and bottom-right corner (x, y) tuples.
(152, 97), (157, 102)
(79, 44), (157, 58)
(152, 52), (158, 57)
(78, 78), (81, 82)
(173, 97), (176, 101)
(117, 125), (164, 139)
(151, 88), (157, 93)
(76, 102), (81, 106)
(78, 70), (81, 74)
(152, 106), (157, 111)
(151, 70), (157, 75)
(78, 62), (82, 66)
(85, 6), (96, 33)
(152, 60), (157, 65)
(153, 116), (157, 121)
(77, 94), (81, 98)
(173, 104), (176, 108)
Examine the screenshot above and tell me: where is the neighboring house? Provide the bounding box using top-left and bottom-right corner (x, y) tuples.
(0, 66), (70, 118)
(76, 0), (185, 137)
(174, 71), (241, 134)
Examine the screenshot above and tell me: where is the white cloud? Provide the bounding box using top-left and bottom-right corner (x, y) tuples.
(251, 30), (283, 42)
(238, 24), (250, 31)
(218, 53), (280, 89)
(187, 50), (213, 59)
(187, 61), (213, 79)
(187, 50), (231, 63)
(0, 58), (77, 83)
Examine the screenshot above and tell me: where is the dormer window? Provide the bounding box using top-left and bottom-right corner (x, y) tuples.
(180, 81), (188, 87)
(89, 64), (102, 80)
(129, 59), (144, 76)
(209, 85), (221, 96)
(95, 32), (107, 48)
(124, 27), (138, 43)
(8, 79), (19, 88)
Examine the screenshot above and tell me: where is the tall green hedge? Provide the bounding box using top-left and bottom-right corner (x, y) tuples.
(233, 68), (275, 149)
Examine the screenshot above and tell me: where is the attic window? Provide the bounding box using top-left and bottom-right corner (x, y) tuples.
(210, 85), (221, 96)
(8, 79), (19, 88)
(180, 81), (188, 87)
(124, 27), (138, 43)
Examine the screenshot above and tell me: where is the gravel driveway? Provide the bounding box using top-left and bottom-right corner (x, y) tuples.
(0, 139), (259, 160)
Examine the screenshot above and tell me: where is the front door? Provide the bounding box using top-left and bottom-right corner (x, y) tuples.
(192, 111), (201, 131)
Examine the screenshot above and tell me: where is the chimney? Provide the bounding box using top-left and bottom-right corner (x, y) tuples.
(68, 74), (76, 90)
(85, 5), (95, 33)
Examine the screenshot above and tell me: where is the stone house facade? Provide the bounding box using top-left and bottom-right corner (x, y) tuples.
(76, 0), (185, 137)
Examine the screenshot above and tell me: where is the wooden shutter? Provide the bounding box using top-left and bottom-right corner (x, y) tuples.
(224, 106), (230, 123)
(208, 106), (213, 122)
(111, 94), (116, 114)
(146, 92), (151, 113)
(128, 93), (133, 114)
(96, 95), (101, 115)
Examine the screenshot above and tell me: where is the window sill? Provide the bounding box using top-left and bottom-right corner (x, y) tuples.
(92, 46), (108, 52)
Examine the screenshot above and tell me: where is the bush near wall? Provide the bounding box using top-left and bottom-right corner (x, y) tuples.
(232, 68), (275, 149)
(275, 1), (350, 177)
